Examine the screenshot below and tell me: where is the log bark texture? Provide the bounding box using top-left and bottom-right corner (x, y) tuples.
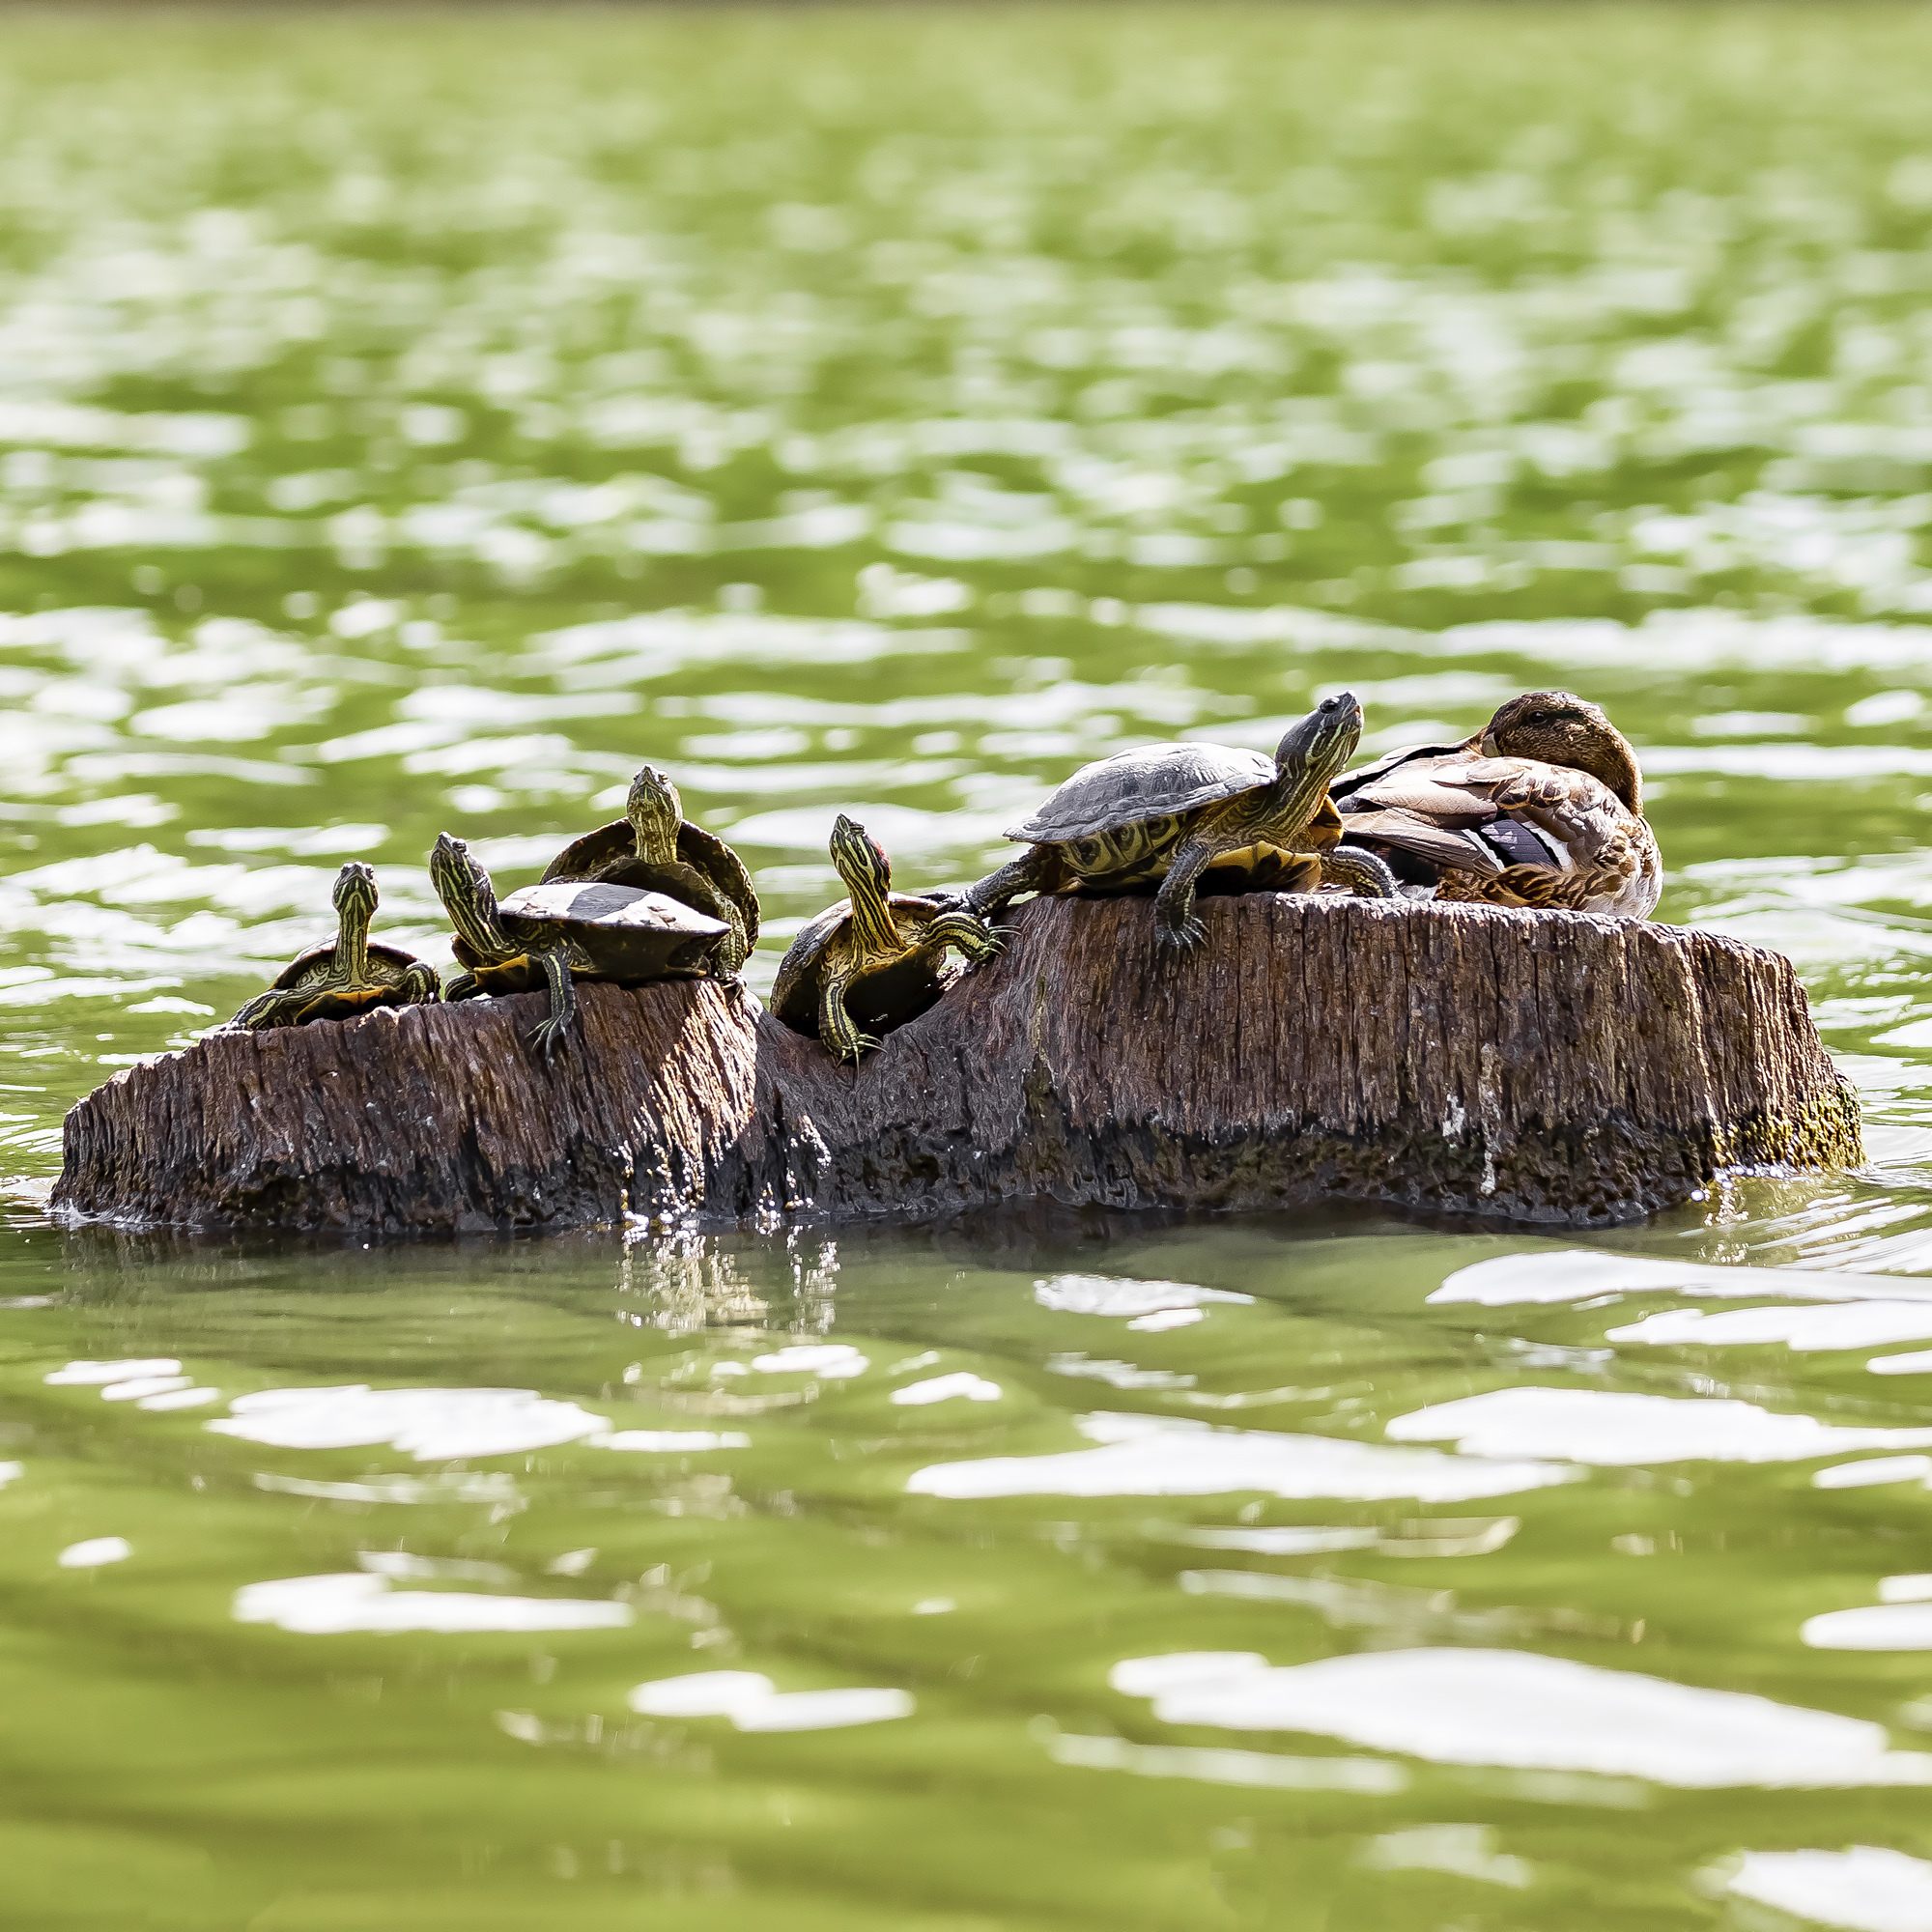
(52, 894), (1861, 1236)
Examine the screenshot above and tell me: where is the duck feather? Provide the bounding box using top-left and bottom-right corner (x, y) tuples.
(1330, 806), (1506, 875)
(1331, 699), (1661, 918)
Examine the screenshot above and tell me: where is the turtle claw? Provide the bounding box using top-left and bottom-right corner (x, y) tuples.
(1153, 916), (1206, 955)
(526, 1016), (576, 1060)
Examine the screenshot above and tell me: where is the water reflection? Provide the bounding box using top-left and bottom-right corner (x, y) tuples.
(907, 1411), (1579, 1501)
(627, 1672), (914, 1732)
(234, 1572), (635, 1634)
(1115, 1648), (1932, 1786)
(1721, 1847), (1932, 1932)
(1388, 1387), (1932, 1464)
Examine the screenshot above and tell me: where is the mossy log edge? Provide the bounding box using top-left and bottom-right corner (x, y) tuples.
(51, 894), (1861, 1236)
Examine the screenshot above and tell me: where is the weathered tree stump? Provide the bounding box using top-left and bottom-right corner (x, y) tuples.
(52, 895), (1860, 1236)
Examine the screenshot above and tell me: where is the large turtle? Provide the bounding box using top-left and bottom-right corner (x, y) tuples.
(541, 765), (757, 977)
(771, 814), (1001, 1063)
(956, 692), (1397, 949)
(429, 833), (729, 1057)
(228, 862), (440, 1030)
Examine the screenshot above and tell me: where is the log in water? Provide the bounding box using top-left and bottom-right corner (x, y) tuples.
(51, 894), (1861, 1236)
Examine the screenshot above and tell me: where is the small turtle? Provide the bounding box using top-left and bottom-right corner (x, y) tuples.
(541, 765), (758, 976)
(228, 862), (440, 1030)
(957, 692), (1396, 949)
(771, 814), (1001, 1063)
(429, 832), (729, 1057)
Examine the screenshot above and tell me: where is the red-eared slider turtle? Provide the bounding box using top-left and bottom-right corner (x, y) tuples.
(771, 815), (1001, 1063)
(227, 862), (440, 1030)
(429, 833), (729, 1057)
(1330, 690), (1662, 916)
(541, 765), (757, 977)
(957, 692), (1396, 949)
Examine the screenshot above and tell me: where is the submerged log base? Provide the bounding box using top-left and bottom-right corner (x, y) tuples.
(53, 895), (1861, 1236)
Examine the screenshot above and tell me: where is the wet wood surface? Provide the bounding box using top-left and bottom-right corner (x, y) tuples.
(53, 894), (1861, 1236)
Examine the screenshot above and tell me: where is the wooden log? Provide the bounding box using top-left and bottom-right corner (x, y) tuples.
(51, 895), (1861, 1236)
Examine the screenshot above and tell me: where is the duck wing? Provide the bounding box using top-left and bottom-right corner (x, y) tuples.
(1336, 751), (1660, 913)
(1432, 757), (1661, 915)
(1334, 754), (1515, 876)
(1340, 763), (1498, 827)
(1330, 805), (1507, 876)
(1435, 758), (1627, 867)
(1328, 739), (1468, 806)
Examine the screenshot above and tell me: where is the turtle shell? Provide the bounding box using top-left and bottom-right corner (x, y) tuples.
(496, 880), (728, 982)
(769, 893), (952, 1039)
(256, 939), (435, 1022)
(270, 939), (430, 994)
(542, 818), (759, 951)
(1007, 743), (1277, 845)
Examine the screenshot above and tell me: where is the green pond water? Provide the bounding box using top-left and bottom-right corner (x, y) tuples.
(12, 6), (1932, 1924)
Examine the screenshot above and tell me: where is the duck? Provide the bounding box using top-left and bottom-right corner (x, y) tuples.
(1327, 690), (1662, 918)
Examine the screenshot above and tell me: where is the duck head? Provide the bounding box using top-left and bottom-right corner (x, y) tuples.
(1481, 691), (1643, 814)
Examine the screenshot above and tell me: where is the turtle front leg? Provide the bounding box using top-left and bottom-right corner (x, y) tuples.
(526, 947), (580, 1059)
(1321, 844), (1399, 899)
(714, 907), (750, 979)
(707, 899), (750, 981)
(954, 844), (1065, 920)
(226, 988), (305, 1031)
(443, 972), (484, 1002)
(400, 962), (443, 1005)
(1151, 833), (1224, 952)
(924, 909), (1003, 965)
(817, 965), (875, 1064)
(669, 864), (749, 977)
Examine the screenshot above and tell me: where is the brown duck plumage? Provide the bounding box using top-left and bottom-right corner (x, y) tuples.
(1328, 691), (1662, 918)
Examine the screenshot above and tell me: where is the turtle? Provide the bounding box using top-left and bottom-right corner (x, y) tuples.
(226, 862), (440, 1031)
(540, 765), (758, 977)
(770, 814), (1002, 1063)
(429, 832), (730, 1057)
(955, 691), (1397, 949)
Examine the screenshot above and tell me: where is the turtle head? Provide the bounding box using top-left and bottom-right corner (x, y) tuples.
(1273, 690), (1364, 787)
(1483, 691), (1642, 812)
(331, 861), (379, 924)
(829, 814), (895, 940)
(429, 832), (506, 954)
(627, 765), (682, 867)
(330, 862), (379, 976)
(830, 813), (892, 895)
